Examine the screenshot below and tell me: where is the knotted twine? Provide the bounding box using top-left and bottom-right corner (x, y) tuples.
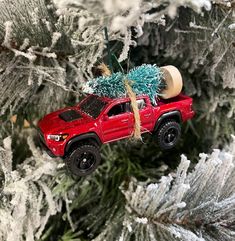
(124, 79), (141, 139)
(98, 63), (141, 139)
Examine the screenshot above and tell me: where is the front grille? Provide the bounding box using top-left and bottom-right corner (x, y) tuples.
(38, 128), (45, 145)
(37, 128), (56, 158)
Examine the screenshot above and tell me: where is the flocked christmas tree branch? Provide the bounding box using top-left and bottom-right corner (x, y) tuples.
(1, 135), (235, 240)
(0, 136), (61, 241)
(94, 136), (235, 241)
(0, 0), (216, 119)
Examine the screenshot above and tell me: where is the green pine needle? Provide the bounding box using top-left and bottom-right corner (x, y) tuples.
(87, 64), (164, 104)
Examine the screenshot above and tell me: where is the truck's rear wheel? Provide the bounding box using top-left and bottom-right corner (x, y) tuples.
(156, 120), (181, 150)
(66, 144), (101, 176)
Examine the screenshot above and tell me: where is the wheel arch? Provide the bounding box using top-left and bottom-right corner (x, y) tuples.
(154, 110), (182, 132)
(64, 132), (102, 157)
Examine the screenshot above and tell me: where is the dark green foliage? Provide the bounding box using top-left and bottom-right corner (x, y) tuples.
(132, 6), (234, 147)
(0, 0), (74, 55)
(40, 141), (171, 241)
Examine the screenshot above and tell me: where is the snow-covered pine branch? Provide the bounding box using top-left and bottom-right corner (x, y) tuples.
(0, 136), (62, 241)
(0, 0), (215, 118)
(94, 136), (235, 241)
(137, 2), (234, 145)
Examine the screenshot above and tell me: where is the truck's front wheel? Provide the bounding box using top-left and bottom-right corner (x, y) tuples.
(156, 120), (181, 150)
(66, 144), (101, 176)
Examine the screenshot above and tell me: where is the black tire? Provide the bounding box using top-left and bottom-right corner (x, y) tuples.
(156, 120), (181, 150)
(66, 144), (101, 176)
(0, 168), (5, 193)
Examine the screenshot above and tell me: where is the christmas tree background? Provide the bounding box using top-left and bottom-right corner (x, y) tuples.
(0, 0), (235, 240)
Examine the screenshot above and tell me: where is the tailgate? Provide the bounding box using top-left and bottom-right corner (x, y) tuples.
(176, 95), (195, 121)
(157, 94), (195, 122)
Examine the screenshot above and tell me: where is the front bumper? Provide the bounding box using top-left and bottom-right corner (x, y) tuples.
(38, 129), (57, 158)
(39, 137), (57, 158)
(38, 128), (66, 157)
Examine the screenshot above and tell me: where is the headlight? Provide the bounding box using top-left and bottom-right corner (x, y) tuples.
(47, 134), (68, 142)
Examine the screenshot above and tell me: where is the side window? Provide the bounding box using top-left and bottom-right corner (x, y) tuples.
(108, 103), (129, 117)
(137, 99), (146, 110)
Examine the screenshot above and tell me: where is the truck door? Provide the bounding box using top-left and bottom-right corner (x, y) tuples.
(128, 97), (153, 135)
(101, 101), (132, 142)
(136, 98), (153, 133)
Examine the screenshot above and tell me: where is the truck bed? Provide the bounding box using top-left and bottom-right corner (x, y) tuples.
(152, 94), (194, 123)
(156, 94), (192, 106)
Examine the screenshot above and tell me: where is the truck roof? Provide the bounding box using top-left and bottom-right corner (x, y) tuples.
(91, 93), (193, 109)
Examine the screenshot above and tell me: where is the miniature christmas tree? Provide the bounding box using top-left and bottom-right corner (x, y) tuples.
(85, 64), (164, 104)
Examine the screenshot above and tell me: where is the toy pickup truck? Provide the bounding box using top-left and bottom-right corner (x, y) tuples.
(38, 94), (194, 176)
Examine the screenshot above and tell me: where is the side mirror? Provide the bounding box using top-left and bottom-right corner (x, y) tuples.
(103, 115), (109, 121)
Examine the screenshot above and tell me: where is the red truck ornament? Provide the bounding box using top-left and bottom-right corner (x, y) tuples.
(38, 93), (194, 176)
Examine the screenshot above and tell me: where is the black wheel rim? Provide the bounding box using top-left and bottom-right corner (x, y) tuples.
(76, 151), (95, 172)
(163, 127), (178, 144)
(0, 168), (5, 193)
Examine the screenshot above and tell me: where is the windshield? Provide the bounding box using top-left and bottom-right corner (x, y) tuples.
(80, 95), (107, 118)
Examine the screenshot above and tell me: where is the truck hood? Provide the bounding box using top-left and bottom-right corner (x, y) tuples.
(38, 107), (93, 134)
